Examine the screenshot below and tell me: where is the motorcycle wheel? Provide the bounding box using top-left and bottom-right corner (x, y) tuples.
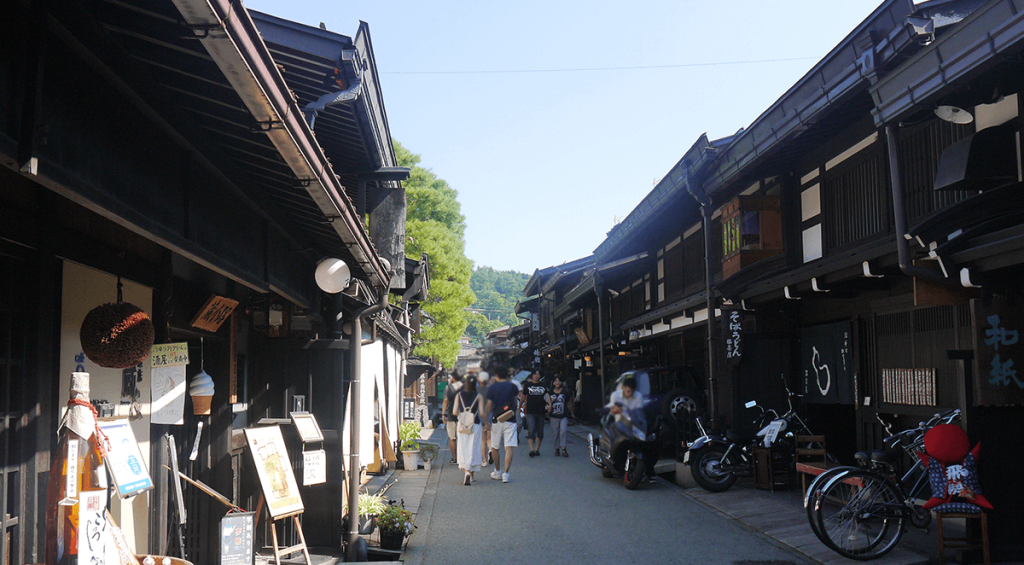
(601, 465), (615, 478)
(624, 457), (647, 490)
(690, 447), (738, 492)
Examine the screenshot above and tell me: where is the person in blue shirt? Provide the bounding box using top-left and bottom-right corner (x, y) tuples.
(483, 364), (519, 483)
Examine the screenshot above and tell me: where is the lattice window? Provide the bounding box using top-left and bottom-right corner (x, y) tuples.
(881, 368), (936, 406)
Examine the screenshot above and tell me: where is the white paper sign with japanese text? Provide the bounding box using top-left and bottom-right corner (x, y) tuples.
(151, 342), (189, 425)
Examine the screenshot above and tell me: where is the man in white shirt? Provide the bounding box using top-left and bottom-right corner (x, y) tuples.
(607, 376), (644, 416)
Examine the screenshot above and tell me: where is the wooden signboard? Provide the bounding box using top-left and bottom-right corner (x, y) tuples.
(974, 296), (1024, 405)
(219, 512), (255, 565)
(190, 295), (239, 332)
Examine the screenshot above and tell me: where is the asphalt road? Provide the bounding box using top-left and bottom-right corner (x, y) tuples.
(416, 425), (818, 565)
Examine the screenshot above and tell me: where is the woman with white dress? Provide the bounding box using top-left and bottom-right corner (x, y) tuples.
(453, 377), (483, 485)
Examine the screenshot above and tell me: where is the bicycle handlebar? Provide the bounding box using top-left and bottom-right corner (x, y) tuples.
(882, 408), (960, 445)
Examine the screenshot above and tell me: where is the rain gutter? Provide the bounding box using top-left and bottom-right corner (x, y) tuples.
(171, 0), (388, 288)
(870, 0), (1024, 126)
(702, 0), (918, 197)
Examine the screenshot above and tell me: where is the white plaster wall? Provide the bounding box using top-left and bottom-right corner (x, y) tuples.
(60, 260), (152, 553)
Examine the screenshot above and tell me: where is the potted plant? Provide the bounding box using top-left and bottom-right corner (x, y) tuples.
(398, 421), (422, 470)
(376, 501), (415, 551)
(419, 442), (439, 471)
(343, 491), (387, 535)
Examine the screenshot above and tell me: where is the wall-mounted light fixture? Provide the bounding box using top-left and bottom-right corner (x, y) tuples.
(315, 258), (352, 293)
(935, 105), (973, 124)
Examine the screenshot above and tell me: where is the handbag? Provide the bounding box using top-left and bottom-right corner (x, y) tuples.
(456, 394), (475, 434)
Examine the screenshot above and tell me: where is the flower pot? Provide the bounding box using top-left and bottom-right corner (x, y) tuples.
(401, 450), (420, 470)
(379, 530), (405, 551)
(423, 460), (432, 471)
(359, 514), (377, 535)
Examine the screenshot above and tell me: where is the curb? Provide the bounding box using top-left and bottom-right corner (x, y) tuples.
(398, 427), (446, 565)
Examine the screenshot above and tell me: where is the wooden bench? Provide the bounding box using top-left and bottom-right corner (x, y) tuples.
(794, 434), (842, 495)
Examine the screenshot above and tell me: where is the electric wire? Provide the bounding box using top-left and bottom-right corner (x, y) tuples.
(382, 56), (820, 75)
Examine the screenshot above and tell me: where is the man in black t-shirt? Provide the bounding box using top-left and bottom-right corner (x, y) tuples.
(523, 371), (551, 457)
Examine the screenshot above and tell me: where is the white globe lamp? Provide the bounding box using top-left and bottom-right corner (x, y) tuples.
(315, 258), (352, 294)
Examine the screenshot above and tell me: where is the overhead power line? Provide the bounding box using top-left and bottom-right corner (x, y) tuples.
(382, 56), (820, 75)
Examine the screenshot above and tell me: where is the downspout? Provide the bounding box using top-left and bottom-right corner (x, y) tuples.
(346, 288), (388, 560)
(885, 124), (948, 282)
(594, 271), (606, 401)
(684, 164), (719, 429)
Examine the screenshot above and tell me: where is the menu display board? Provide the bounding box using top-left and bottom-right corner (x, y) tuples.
(219, 512), (255, 565)
(99, 420), (153, 498)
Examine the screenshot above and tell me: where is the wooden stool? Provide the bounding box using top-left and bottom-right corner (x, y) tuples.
(935, 511), (989, 565)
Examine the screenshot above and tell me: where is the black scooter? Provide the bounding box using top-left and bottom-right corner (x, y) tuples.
(588, 407), (662, 490)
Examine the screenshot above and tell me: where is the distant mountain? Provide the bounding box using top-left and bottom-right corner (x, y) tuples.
(465, 267), (529, 346)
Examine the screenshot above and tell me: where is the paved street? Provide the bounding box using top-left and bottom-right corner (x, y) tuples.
(411, 425), (816, 565)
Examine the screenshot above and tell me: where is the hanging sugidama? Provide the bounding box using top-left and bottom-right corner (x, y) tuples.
(80, 276), (155, 369)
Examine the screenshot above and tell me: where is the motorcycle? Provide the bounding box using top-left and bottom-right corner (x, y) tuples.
(588, 407), (662, 490)
(683, 388), (813, 493)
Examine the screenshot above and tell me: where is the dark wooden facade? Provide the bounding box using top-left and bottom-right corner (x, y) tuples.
(0, 2), (419, 564)
(522, 0), (1024, 558)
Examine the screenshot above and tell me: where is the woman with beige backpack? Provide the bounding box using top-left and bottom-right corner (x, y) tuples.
(453, 376), (483, 485)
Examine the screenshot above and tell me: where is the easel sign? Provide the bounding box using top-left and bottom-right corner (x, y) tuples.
(243, 426), (303, 518)
(219, 512), (255, 565)
(99, 420), (153, 498)
(289, 412), (324, 443)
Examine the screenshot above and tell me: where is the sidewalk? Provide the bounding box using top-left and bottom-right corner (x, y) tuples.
(363, 425), (446, 564)
(563, 422), (932, 565)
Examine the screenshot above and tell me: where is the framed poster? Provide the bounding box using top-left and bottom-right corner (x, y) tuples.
(289, 412), (324, 443)
(99, 420), (153, 498)
(219, 512), (255, 565)
(243, 426), (303, 518)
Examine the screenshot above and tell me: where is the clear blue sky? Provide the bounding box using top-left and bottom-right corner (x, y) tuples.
(247, 0), (889, 274)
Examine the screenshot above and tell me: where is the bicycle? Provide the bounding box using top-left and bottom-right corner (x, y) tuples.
(806, 408), (961, 560)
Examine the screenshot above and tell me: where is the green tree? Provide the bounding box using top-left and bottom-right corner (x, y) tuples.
(465, 266), (529, 345)
(397, 141), (474, 367)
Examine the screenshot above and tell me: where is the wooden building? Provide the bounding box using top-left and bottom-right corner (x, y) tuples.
(524, 0), (1024, 558)
(0, 1), (425, 563)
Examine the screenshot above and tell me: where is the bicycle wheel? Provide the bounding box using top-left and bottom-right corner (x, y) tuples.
(805, 466), (858, 541)
(813, 469), (905, 560)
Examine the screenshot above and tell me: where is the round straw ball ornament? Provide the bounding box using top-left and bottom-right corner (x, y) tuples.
(80, 302), (155, 369)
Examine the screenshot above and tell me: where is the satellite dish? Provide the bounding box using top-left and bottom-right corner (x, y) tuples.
(935, 105), (974, 124)
(315, 258), (351, 294)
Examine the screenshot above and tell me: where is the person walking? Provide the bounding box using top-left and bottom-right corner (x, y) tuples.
(476, 371), (493, 466)
(523, 371), (551, 457)
(484, 364), (519, 483)
(548, 376), (574, 457)
(441, 372), (463, 464)
(453, 376), (483, 485)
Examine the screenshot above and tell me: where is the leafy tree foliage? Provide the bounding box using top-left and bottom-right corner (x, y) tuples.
(397, 141), (474, 367)
(465, 267), (529, 345)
